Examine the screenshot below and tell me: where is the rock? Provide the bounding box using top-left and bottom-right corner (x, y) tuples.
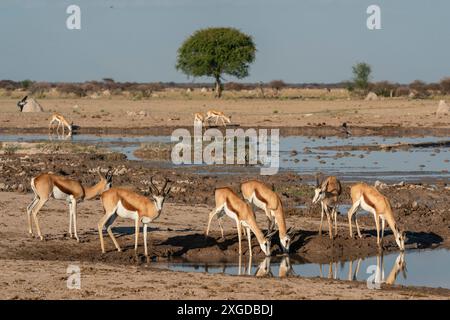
(21, 98), (44, 112)
(138, 110), (147, 117)
(374, 180), (387, 189)
(117, 167), (127, 175)
(200, 87), (208, 93)
(0, 183), (6, 190)
(17, 184), (24, 193)
(365, 92), (378, 101)
(411, 201), (419, 210)
(436, 100), (449, 115)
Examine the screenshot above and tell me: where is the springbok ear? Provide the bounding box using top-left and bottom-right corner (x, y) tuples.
(321, 180), (329, 192)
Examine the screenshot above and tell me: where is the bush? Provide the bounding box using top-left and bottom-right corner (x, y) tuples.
(224, 82), (246, 91)
(269, 80), (286, 95)
(395, 86), (410, 97)
(30, 82), (52, 97)
(409, 80), (430, 98)
(440, 77), (450, 94)
(57, 83), (86, 97)
(371, 81), (395, 97)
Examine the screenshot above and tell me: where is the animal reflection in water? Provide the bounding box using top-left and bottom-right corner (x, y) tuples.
(48, 131), (72, 141)
(319, 252), (407, 286)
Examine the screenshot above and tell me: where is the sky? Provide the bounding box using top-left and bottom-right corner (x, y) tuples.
(0, 0), (449, 84)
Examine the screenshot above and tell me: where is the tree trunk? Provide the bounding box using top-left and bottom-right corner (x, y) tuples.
(215, 76), (222, 98)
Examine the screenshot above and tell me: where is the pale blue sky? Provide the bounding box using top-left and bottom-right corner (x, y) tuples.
(0, 0), (449, 83)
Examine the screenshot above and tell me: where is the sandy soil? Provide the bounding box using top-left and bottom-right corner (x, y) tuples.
(0, 191), (449, 300)
(0, 98), (449, 132)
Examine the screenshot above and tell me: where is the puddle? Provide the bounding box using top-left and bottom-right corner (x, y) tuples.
(1, 134), (448, 182)
(296, 204), (354, 215)
(152, 249), (450, 289)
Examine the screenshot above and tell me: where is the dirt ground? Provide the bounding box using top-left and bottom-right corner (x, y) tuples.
(0, 191), (449, 300)
(0, 97), (449, 132)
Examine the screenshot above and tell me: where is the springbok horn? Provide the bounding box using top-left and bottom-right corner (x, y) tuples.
(163, 180), (173, 196)
(149, 176), (159, 195)
(160, 178), (169, 195)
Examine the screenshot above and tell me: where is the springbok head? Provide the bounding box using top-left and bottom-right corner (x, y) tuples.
(148, 176), (173, 212)
(312, 173), (328, 204)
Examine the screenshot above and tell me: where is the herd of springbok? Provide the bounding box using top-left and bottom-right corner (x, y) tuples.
(26, 170), (405, 258)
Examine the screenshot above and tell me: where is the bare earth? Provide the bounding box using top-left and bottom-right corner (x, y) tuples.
(0, 192), (449, 300)
(0, 97), (449, 130)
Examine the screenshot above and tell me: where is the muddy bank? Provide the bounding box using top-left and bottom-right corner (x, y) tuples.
(0, 125), (449, 137)
(0, 152), (448, 263)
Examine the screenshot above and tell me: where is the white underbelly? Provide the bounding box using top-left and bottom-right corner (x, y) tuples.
(116, 201), (139, 220)
(223, 204), (238, 221)
(360, 197), (376, 214)
(52, 186), (70, 200)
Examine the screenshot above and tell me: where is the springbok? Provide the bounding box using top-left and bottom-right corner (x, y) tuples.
(98, 177), (172, 256)
(205, 110), (231, 127)
(241, 180), (293, 253)
(49, 113), (73, 135)
(205, 187), (275, 257)
(347, 183), (405, 251)
(312, 175), (342, 239)
(27, 169), (113, 242)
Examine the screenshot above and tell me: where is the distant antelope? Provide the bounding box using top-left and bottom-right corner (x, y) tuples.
(194, 112), (205, 126)
(98, 177), (172, 256)
(205, 110), (231, 127)
(27, 169), (113, 242)
(206, 187), (275, 257)
(49, 112), (73, 135)
(312, 175), (342, 239)
(347, 183), (405, 251)
(241, 180), (293, 253)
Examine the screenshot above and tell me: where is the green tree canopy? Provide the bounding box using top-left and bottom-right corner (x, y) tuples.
(352, 62), (372, 92)
(176, 27), (256, 98)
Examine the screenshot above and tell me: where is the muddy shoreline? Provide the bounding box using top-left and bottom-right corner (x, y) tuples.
(1, 125), (449, 137)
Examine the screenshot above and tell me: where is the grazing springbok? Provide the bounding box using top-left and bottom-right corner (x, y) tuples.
(49, 113), (73, 135)
(312, 175), (342, 239)
(98, 177), (172, 256)
(347, 183), (405, 251)
(205, 110), (231, 127)
(27, 169), (113, 242)
(241, 180), (293, 253)
(205, 187), (275, 257)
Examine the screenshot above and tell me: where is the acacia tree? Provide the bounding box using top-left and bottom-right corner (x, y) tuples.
(352, 62), (372, 92)
(176, 27), (256, 98)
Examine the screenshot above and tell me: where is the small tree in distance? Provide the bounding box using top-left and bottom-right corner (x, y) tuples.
(269, 80), (286, 96)
(352, 62), (372, 93)
(176, 27), (256, 98)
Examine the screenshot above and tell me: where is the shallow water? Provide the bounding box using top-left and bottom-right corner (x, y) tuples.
(1, 133), (448, 182)
(152, 249), (450, 289)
